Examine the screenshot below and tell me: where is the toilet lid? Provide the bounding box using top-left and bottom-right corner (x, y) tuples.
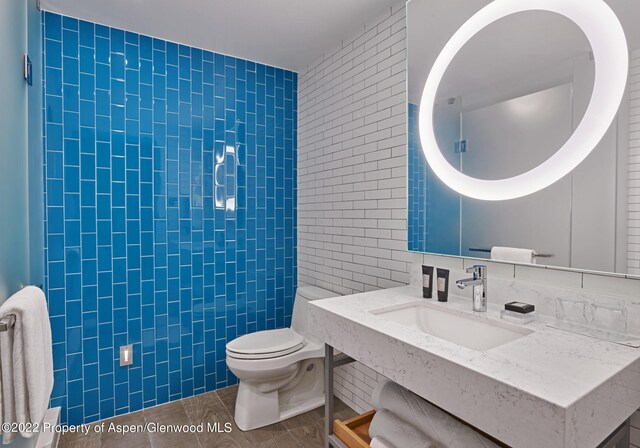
(226, 328), (305, 358)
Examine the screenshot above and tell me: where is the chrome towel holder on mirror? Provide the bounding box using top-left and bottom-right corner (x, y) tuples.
(467, 248), (553, 258)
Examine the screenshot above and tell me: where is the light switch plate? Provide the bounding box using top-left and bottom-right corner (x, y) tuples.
(120, 344), (133, 367)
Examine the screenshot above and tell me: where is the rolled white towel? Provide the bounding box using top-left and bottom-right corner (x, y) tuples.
(370, 435), (397, 448)
(371, 381), (501, 448)
(490, 246), (535, 264)
(0, 286), (53, 444)
(369, 409), (436, 448)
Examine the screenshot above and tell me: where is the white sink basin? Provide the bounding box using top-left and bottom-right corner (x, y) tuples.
(370, 301), (533, 351)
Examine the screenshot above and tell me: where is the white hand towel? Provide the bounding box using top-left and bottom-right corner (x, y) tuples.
(0, 286), (53, 444)
(370, 435), (397, 448)
(371, 380), (500, 448)
(490, 246), (535, 264)
(369, 409), (436, 448)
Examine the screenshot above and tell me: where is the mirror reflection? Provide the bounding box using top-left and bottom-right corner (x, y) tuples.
(407, 0), (639, 275)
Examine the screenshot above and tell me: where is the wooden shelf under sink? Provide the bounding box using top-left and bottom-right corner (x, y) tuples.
(333, 410), (376, 448)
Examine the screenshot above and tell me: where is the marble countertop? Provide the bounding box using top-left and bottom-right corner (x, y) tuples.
(309, 285), (640, 448)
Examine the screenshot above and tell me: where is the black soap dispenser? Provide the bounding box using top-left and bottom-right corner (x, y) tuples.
(436, 268), (450, 302)
(422, 265), (433, 298)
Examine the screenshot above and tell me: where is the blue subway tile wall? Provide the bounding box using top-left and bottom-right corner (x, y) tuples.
(407, 103), (428, 252)
(407, 102), (461, 255)
(42, 11), (298, 425)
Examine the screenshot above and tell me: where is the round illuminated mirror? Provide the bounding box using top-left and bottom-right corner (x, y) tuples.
(433, 10), (592, 181)
(418, 0), (628, 201)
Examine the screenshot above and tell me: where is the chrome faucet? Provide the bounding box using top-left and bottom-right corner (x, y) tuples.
(456, 265), (487, 312)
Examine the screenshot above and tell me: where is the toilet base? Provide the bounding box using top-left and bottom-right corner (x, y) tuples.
(233, 358), (325, 431)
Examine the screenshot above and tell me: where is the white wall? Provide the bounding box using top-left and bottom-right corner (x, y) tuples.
(0, 0), (42, 446)
(570, 53), (621, 273)
(629, 49), (640, 276)
(0, 0), (32, 301)
(297, 3), (408, 411)
(28, 0), (44, 288)
(459, 84), (573, 267)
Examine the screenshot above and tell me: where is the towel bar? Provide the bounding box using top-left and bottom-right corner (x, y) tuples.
(533, 252), (553, 258)
(468, 248), (553, 258)
(0, 284), (42, 332)
(0, 317), (13, 332)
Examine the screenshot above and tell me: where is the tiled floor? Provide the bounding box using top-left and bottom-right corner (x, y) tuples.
(58, 386), (356, 448)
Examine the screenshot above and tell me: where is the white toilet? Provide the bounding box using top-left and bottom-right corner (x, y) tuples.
(226, 285), (339, 431)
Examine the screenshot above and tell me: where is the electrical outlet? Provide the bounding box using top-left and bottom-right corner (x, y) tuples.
(120, 344), (133, 367)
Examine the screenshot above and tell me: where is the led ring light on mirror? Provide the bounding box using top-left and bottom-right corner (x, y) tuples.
(418, 0), (628, 201)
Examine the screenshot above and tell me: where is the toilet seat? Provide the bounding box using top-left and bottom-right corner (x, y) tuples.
(226, 285), (340, 430)
(226, 328), (305, 360)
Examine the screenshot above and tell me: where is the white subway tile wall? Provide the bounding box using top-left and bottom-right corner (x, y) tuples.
(297, 3), (408, 412)
(297, 3), (640, 436)
(630, 49), (640, 277)
(297, 4), (409, 296)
